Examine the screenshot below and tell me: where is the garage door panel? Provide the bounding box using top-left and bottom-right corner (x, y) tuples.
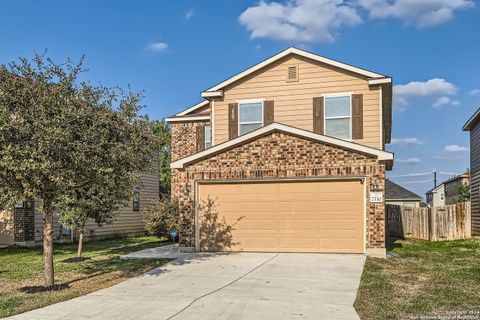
(238, 219), (279, 230)
(241, 237), (278, 249)
(319, 238), (363, 251)
(279, 220), (316, 230)
(199, 180), (364, 253)
(279, 237), (317, 249)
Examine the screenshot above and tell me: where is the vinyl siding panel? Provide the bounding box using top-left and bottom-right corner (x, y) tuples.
(470, 122), (480, 235)
(213, 55), (381, 149)
(34, 166), (159, 242)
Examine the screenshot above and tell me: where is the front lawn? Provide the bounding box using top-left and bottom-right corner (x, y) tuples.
(0, 236), (169, 318)
(355, 238), (480, 320)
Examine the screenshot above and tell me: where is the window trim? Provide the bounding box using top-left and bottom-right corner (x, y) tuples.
(323, 94), (352, 140)
(133, 196), (140, 212)
(204, 125), (212, 149)
(238, 100), (264, 136)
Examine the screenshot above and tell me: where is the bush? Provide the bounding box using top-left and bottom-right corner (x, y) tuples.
(144, 198), (179, 238)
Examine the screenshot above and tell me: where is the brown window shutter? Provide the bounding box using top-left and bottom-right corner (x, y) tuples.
(352, 94), (363, 139)
(313, 97), (324, 134)
(196, 125), (205, 152)
(228, 103), (238, 140)
(264, 100), (274, 125)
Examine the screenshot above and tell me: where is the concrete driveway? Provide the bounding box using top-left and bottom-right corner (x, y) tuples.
(8, 252), (366, 320)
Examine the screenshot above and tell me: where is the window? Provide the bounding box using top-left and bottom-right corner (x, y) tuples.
(440, 193), (444, 200)
(324, 95), (351, 140)
(204, 125), (212, 149)
(133, 196), (140, 212)
(238, 101), (263, 135)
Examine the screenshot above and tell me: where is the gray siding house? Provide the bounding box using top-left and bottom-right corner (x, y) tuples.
(463, 108), (480, 236)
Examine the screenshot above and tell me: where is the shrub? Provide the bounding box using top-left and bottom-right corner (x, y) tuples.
(144, 198), (179, 238)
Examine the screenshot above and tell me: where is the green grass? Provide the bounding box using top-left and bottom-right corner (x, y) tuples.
(0, 236), (170, 318)
(355, 238), (480, 320)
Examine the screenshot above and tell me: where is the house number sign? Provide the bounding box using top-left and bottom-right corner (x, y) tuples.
(370, 191), (383, 203)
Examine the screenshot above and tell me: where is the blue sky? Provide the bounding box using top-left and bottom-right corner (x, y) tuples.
(0, 0), (478, 197)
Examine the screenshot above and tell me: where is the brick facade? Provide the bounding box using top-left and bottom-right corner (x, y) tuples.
(172, 130), (386, 252)
(171, 121), (210, 161)
(13, 205), (35, 242)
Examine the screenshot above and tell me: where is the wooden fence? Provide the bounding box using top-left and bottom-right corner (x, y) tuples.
(386, 202), (471, 241)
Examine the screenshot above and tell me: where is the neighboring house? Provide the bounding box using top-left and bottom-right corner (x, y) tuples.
(426, 185), (445, 207)
(463, 108), (480, 236)
(0, 168), (159, 247)
(385, 180), (422, 207)
(443, 173), (470, 205)
(167, 47), (394, 257)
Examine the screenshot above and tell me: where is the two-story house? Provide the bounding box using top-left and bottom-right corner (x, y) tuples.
(444, 173), (470, 205)
(425, 173), (470, 208)
(426, 184), (445, 207)
(167, 48), (394, 257)
(463, 108), (480, 236)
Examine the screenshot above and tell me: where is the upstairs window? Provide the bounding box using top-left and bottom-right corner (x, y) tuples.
(204, 125), (212, 149)
(324, 95), (351, 140)
(238, 101), (263, 135)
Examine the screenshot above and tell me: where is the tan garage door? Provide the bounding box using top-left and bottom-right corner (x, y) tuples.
(198, 179), (364, 253)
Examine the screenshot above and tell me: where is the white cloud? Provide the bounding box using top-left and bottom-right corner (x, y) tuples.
(397, 158), (422, 164)
(185, 8), (196, 20)
(359, 0), (474, 28)
(432, 96), (460, 108)
(393, 78), (457, 110)
(239, 0), (362, 43)
(390, 137), (423, 146)
(145, 42), (169, 53)
(444, 144), (469, 152)
(470, 89), (480, 96)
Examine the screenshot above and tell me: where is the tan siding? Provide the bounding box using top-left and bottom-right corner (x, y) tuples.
(0, 210), (14, 245)
(82, 170), (159, 239)
(213, 54), (381, 149)
(34, 166), (159, 242)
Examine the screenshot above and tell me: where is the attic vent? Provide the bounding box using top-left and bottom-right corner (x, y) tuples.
(287, 65), (299, 82)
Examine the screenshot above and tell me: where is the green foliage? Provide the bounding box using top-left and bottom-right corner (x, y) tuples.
(144, 197), (179, 238)
(456, 168), (471, 203)
(0, 51), (159, 284)
(0, 51), (158, 211)
(457, 184), (470, 203)
(150, 120), (171, 191)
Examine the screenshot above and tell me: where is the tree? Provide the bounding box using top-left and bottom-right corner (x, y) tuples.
(58, 173), (135, 258)
(456, 169), (471, 203)
(0, 53), (157, 287)
(150, 120), (171, 193)
(457, 184), (470, 203)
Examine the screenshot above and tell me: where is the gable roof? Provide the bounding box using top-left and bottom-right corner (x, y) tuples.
(426, 184), (444, 195)
(201, 47), (391, 97)
(463, 107), (480, 131)
(441, 173), (469, 185)
(171, 122), (393, 169)
(385, 180), (422, 201)
(165, 100), (211, 122)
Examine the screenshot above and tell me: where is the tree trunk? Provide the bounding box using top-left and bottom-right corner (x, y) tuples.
(77, 226), (85, 258)
(43, 199), (55, 287)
